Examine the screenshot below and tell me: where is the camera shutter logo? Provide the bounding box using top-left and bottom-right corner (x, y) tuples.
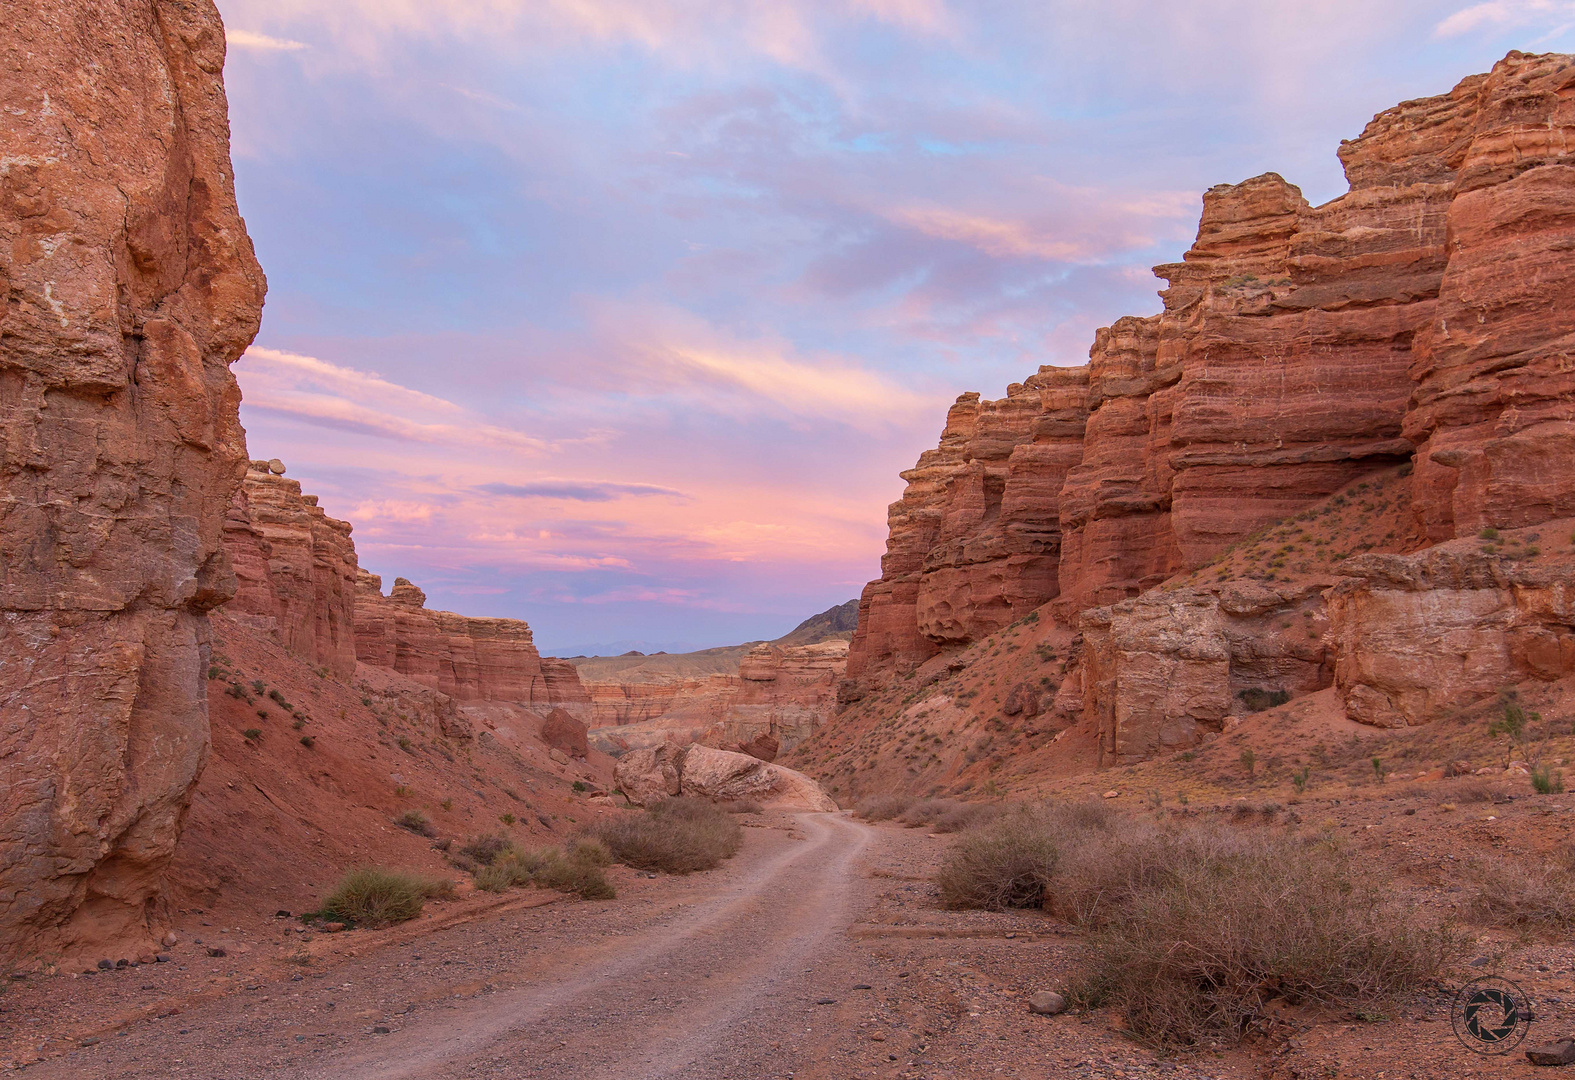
(1451, 976), (1533, 1054)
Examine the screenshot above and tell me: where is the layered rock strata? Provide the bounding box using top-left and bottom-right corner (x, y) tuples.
(223, 462), (358, 677)
(1328, 540), (1575, 728)
(354, 572), (590, 709)
(846, 53), (1575, 737)
(0, 0), (266, 965)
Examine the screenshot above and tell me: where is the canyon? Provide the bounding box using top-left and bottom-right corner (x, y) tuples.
(815, 50), (1575, 794)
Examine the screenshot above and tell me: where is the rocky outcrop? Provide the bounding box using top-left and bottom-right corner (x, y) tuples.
(845, 52), (1575, 718)
(583, 641), (846, 756)
(0, 0), (266, 966)
(1328, 540), (1575, 728)
(223, 462), (358, 677)
(614, 742), (837, 811)
(354, 571), (590, 709)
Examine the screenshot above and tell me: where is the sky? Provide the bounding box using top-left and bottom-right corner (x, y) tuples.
(213, 0), (1575, 656)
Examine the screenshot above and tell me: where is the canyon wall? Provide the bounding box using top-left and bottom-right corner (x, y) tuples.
(223, 462), (358, 678)
(845, 53), (1575, 740)
(354, 572), (590, 709)
(0, 0), (266, 965)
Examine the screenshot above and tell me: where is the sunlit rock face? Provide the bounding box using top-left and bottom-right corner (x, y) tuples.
(846, 53), (1575, 725)
(0, 0), (266, 966)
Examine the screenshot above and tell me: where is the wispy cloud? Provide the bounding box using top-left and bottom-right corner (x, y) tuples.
(226, 28), (309, 51)
(478, 480), (690, 502)
(1435, 0), (1575, 35)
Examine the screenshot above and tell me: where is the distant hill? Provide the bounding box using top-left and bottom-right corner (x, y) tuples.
(774, 599), (859, 646)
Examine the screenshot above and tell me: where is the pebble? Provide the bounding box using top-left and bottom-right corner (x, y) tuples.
(372, 1026), (391, 1035)
(815, 997), (837, 1005)
(96, 959), (113, 971)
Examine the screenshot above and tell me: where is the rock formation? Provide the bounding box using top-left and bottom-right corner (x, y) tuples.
(580, 641), (846, 755)
(540, 707), (589, 760)
(223, 462), (358, 677)
(354, 571), (590, 709)
(614, 742), (837, 811)
(843, 52), (1575, 746)
(0, 0), (266, 965)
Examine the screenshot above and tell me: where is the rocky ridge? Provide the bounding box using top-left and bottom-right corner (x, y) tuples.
(835, 52), (1575, 764)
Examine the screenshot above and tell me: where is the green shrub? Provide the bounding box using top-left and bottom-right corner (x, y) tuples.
(242, 728), (262, 742)
(460, 834), (511, 865)
(1531, 766), (1565, 795)
(318, 867), (452, 926)
(474, 843), (614, 900)
(593, 798), (741, 874)
(1238, 688), (1290, 713)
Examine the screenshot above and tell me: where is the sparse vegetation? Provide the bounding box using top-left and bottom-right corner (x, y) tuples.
(938, 803), (1453, 1048)
(299, 735), (316, 748)
(395, 810), (434, 837)
(1238, 687), (1290, 713)
(316, 867), (452, 927)
(593, 798), (742, 874)
(1464, 847), (1575, 933)
(473, 838), (615, 900)
(855, 793), (915, 821)
(242, 728), (262, 742)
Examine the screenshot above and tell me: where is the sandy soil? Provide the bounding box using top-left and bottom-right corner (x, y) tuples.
(7, 806), (1571, 1079)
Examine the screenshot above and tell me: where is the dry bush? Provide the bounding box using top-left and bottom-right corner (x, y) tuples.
(474, 841), (615, 900)
(459, 834), (512, 866)
(1463, 848), (1575, 933)
(319, 867), (452, 926)
(593, 798), (742, 874)
(719, 799), (764, 814)
(395, 810), (434, 837)
(900, 798), (1006, 833)
(937, 809), (1063, 909)
(938, 804), (1452, 1047)
(856, 794), (915, 821)
(1074, 830), (1453, 1047)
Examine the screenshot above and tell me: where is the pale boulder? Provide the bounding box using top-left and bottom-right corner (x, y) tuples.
(678, 744), (838, 811)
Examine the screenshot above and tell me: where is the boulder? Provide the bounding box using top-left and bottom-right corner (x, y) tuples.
(540, 707), (589, 759)
(738, 733), (780, 762)
(614, 742), (836, 811)
(1028, 991), (1067, 1016)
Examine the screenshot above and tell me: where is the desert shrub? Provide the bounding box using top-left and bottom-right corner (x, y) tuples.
(460, 834), (512, 866)
(719, 799), (763, 814)
(1464, 848), (1575, 933)
(395, 810), (434, 837)
(937, 809), (1063, 909)
(937, 805), (1451, 1046)
(1072, 830), (1452, 1046)
(242, 728), (262, 742)
(592, 798), (741, 874)
(1238, 688), (1291, 713)
(318, 867), (452, 926)
(856, 794), (915, 821)
(475, 843), (614, 900)
(900, 798), (1005, 833)
(1531, 766), (1565, 795)
(1435, 777), (1511, 804)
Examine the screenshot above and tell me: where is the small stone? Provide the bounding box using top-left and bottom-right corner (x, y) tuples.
(276, 910), (291, 918)
(205, 946), (227, 958)
(1102, 790), (1120, 799)
(853, 983), (873, 990)
(1527, 1039), (1575, 1066)
(115, 959), (129, 969)
(267, 458), (286, 475)
(162, 932), (179, 947)
(97, 959), (114, 971)
(8, 972), (26, 980)
(323, 922), (346, 934)
(815, 997), (837, 1005)
(1028, 991), (1068, 1016)
(79, 1037), (99, 1047)
(1469, 956), (1491, 968)
(372, 1025), (391, 1035)
(155, 954), (171, 963)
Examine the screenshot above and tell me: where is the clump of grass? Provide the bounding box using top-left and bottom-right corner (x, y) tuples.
(856, 794), (915, 821)
(460, 834), (511, 865)
(719, 799), (763, 814)
(317, 867), (452, 927)
(242, 728), (262, 742)
(592, 798), (742, 874)
(900, 798), (1005, 833)
(395, 810), (434, 837)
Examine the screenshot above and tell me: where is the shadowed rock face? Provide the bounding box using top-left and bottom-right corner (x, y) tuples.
(846, 53), (1575, 716)
(0, 0), (266, 965)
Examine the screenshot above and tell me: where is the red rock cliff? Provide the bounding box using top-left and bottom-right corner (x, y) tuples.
(0, 0), (265, 965)
(354, 572), (590, 707)
(223, 462), (358, 678)
(847, 51), (1575, 693)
